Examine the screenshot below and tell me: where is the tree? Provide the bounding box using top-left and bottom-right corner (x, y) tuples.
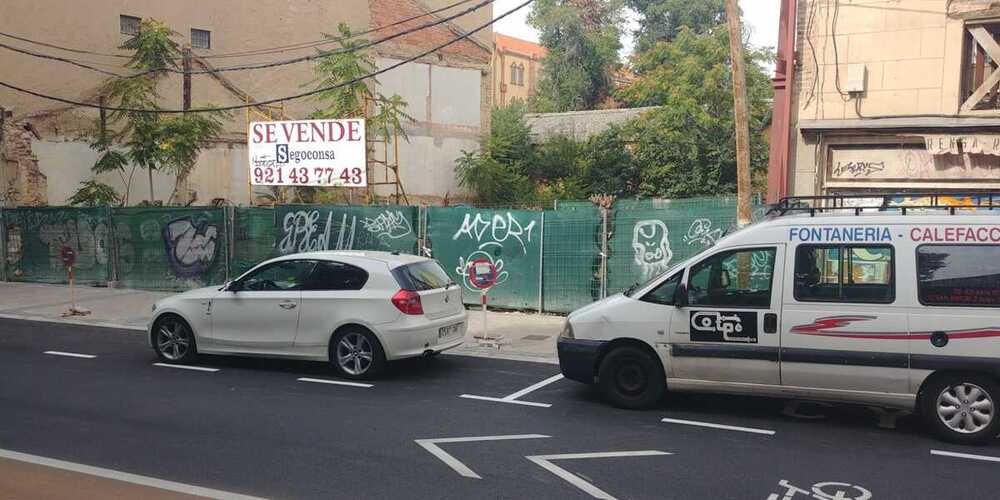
(626, 0), (724, 52)
(305, 23), (413, 203)
(73, 19), (224, 206)
(455, 104), (535, 206)
(528, 0), (625, 112)
(617, 26), (772, 198)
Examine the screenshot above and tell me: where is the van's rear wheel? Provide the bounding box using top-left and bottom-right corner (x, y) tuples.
(597, 346), (665, 409)
(922, 374), (1000, 445)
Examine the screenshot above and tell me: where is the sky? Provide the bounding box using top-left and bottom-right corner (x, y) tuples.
(493, 0), (781, 57)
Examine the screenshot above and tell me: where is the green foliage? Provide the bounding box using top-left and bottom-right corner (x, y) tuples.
(68, 180), (121, 207)
(528, 0), (624, 111)
(86, 18), (225, 205)
(310, 24), (413, 140)
(616, 26), (773, 198)
(626, 0), (724, 52)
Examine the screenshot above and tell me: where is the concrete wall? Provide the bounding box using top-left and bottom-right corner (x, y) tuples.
(1, 0), (492, 205)
(524, 107), (659, 143)
(787, 0), (1000, 197)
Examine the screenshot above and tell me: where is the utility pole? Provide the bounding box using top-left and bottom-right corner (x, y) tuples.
(725, 0), (752, 226)
(176, 45), (193, 205)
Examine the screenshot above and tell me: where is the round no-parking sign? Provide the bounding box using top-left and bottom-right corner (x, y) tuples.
(468, 258), (498, 290)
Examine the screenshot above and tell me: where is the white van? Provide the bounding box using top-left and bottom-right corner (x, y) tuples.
(558, 194), (1000, 444)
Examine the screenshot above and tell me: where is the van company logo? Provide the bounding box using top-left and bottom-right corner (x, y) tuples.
(690, 311), (758, 343)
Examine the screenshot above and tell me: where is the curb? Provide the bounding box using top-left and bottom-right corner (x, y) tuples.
(0, 313), (558, 365)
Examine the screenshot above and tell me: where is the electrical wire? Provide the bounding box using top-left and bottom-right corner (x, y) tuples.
(200, 0), (482, 59)
(0, 0), (534, 114)
(1, 0), (493, 80)
(0, 41), (124, 77)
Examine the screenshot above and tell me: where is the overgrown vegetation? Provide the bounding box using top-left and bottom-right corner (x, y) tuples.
(70, 19), (224, 207)
(458, 1), (773, 206)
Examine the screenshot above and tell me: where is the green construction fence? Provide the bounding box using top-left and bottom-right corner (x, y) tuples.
(1, 197), (753, 312)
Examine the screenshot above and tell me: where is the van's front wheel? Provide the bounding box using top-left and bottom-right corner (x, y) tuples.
(597, 346), (665, 409)
(922, 374), (1000, 445)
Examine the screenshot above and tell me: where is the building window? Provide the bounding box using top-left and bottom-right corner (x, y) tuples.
(917, 245), (1000, 307)
(510, 63), (518, 85)
(794, 245), (894, 303)
(120, 15), (141, 36)
(191, 28), (211, 49)
(961, 21), (1000, 112)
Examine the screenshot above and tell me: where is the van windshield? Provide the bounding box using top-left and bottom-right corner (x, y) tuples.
(624, 264), (680, 298)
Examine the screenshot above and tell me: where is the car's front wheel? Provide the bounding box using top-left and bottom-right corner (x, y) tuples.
(331, 329), (386, 380)
(922, 373), (1000, 445)
(597, 345), (665, 409)
(152, 314), (197, 363)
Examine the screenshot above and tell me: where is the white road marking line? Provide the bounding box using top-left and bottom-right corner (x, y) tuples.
(931, 449), (1000, 463)
(0, 448), (266, 500)
(458, 394), (552, 408)
(43, 351), (96, 359)
(297, 377), (373, 388)
(503, 373), (564, 400)
(660, 417), (775, 435)
(415, 434), (550, 479)
(459, 373), (564, 408)
(152, 363), (219, 372)
(526, 450), (672, 500)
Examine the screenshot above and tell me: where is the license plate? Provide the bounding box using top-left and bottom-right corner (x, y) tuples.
(439, 323), (462, 339)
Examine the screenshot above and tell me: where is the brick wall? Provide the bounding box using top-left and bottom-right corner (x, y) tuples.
(1, 120), (47, 206)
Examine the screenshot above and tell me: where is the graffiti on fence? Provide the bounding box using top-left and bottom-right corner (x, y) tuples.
(362, 210), (412, 245)
(751, 250), (773, 279)
(452, 211), (537, 292)
(453, 212), (536, 254)
(278, 210), (357, 254)
(633, 220), (673, 281)
(683, 218), (723, 247)
(162, 217), (219, 277)
(5, 225), (23, 277)
(38, 218), (111, 271)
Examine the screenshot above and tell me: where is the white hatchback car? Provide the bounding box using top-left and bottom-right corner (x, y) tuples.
(149, 251), (467, 379)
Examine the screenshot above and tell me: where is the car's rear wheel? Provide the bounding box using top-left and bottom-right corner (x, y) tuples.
(922, 373), (1000, 445)
(597, 345), (665, 409)
(331, 329), (385, 380)
(152, 315), (197, 363)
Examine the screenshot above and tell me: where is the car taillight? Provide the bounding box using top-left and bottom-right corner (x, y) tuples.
(391, 289), (424, 315)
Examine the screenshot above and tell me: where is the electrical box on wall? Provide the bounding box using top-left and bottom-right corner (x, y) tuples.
(846, 64), (867, 93)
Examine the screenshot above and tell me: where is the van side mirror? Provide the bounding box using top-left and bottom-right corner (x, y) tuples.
(226, 280), (243, 292)
(674, 283), (688, 307)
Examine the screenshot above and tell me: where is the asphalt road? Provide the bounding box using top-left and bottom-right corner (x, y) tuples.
(2, 317), (1000, 500)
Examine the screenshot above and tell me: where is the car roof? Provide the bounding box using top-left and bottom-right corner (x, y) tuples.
(273, 250), (430, 268)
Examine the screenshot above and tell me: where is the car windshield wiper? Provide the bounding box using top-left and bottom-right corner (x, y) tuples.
(624, 281), (640, 296)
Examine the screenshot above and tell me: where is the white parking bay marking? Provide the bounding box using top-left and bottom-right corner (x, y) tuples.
(931, 449), (1000, 463)
(526, 450), (672, 500)
(0, 448), (266, 500)
(459, 373), (564, 408)
(152, 363), (219, 372)
(660, 417), (775, 435)
(43, 351), (96, 359)
(297, 377), (372, 388)
(415, 434), (550, 479)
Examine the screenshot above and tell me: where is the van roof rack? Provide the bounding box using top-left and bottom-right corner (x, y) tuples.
(768, 192), (1000, 217)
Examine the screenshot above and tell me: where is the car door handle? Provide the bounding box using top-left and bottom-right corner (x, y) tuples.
(279, 301), (297, 310)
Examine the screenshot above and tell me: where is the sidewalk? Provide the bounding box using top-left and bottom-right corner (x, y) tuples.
(0, 282), (563, 363)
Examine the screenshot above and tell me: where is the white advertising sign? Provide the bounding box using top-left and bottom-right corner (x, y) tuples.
(248, 118), (367, 186)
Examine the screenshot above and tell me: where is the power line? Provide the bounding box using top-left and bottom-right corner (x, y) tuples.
(0, 0), (533, 115)
(200, 0), (483, 59)
(1, 0), (493, 80)
(0, 41), (124, 77)
(0, 0), (482, 63)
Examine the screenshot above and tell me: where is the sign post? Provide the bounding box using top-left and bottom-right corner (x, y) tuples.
(468, 258), (500, 349)
(59, 245), (90, 317)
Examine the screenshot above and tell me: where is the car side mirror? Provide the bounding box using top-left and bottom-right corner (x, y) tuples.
(674, 283), (688, 307)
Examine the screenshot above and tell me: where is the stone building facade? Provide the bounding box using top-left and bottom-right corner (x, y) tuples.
(492, 33), (545, 107)
(0, 0), (493, 206)
(770, 0), (1000, 200)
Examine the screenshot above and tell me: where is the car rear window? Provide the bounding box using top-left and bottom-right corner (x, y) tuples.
(392, 261), (453, 291)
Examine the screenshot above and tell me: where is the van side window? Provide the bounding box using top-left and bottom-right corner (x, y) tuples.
(688, 248), (775, 308)
(794, 245), (894, 303)
(641, 272), (681, 305)
(917, 245), (1000, 307)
